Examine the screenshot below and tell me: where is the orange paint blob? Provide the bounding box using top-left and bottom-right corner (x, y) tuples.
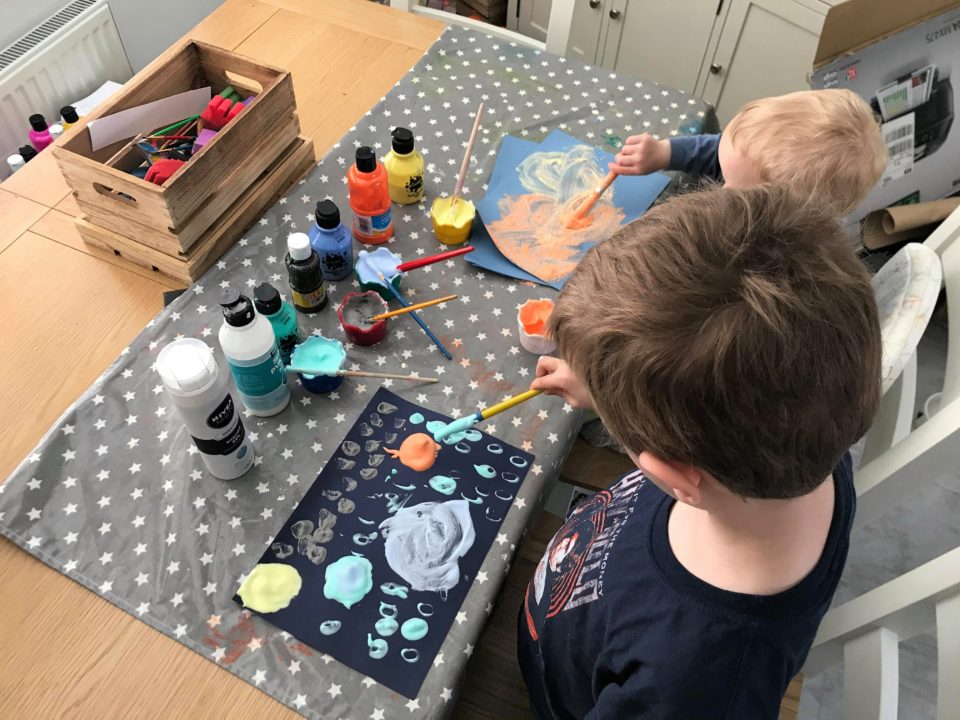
(385, 433), (441, 472)
(519, 299), (554, 336)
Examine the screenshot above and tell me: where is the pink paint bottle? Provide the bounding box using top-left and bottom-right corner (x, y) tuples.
(28, 114), (53, 151)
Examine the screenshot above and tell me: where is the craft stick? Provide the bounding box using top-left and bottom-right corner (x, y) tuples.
(142, 143), (193, 156)
(286, 367), (438, 383)
(395, 247), (475, 272)
(161, 119), (197, 150)
(152, 115), (200, 137)
(566, 170), (618, 228)
(145, 134), (194, 141)
(377, 272), (453, 360)
(480, 389), (543, 420)
(452, 102), (484, 203)
(104, 133), (144, 167)
(367, 294), (458, 322)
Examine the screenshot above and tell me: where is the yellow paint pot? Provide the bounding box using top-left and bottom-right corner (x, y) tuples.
(430, 196), (475, 246)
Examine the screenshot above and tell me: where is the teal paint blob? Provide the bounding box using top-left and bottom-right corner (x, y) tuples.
(429, 475), (457, 495)
(367, 633), (389, 659)
(400, 617), (429, 641)
(409, 412), (425, 424)
(375, 617), (399, 636)
(323, 555), (373, 609)
(319, 620), (341, 635)
(430, 415), (477, 443)
(380, 582), (409, 599)
(474, 464), (497, 479)
(290, 335), (346, 378)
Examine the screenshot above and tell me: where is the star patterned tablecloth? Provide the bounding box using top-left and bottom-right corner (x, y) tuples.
(0, 26), (716, 720)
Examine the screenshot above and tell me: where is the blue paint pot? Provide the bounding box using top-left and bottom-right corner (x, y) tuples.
(290, 335), (346, 394)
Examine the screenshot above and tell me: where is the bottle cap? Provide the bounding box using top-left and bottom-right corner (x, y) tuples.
(156, 338), (218, 396)
(219, 288), (255, 327)
(356, 146), (376, 173)
(287, 232), (312, 261)
(391, 127), (415, 155)
(315, 199), (341, 229)
(7, 154), (24, 172)
(61, 105), (79, 124)
(49, 123), (64, 139)
(19, 145), (37, 162)
(253, 282), (282, 315)
(29, 114), (48, 132)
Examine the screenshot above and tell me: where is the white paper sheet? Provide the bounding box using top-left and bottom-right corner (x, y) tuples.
(87, 87), (211, 151)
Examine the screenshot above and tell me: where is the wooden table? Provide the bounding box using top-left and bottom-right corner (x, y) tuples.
(0, 2), (443, 716)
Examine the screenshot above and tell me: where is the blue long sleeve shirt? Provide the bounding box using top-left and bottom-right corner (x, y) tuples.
(668, 133), (722, 180)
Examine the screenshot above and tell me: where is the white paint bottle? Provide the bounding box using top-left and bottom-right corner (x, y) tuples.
(156, 338), (254, 480)
(218, 288), (291, 416)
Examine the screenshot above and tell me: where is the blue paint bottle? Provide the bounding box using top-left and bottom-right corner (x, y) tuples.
(308, 199), (352, 281)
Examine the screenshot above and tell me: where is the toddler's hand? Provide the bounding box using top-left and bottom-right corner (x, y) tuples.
(608, 134), (671, 175)
(530, 357), (594, 409)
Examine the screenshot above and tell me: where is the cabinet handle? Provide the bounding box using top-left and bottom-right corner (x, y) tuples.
(609, 8), (621, 18)
(589, 0), (600, 8)
(709, 63), (722, 75)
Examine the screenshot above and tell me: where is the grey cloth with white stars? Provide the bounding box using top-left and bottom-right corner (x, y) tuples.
(0, 26), (716, 720)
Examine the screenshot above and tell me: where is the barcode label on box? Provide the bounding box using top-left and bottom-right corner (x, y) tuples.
(881, 113), (915, 185)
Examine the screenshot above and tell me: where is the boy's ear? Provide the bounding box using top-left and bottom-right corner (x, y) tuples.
(637, 451), (704, 506)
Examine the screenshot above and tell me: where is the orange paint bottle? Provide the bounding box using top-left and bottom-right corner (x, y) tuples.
(348, 146), (394, 244)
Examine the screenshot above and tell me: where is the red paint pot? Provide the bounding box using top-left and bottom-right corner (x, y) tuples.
(338, 291), (389, 346)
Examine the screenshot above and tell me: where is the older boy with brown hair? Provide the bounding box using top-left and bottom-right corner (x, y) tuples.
(519, 186), (881, 718)
(611, 88), (888, 215)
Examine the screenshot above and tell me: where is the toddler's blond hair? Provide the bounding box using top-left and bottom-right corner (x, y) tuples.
(725, 89), (887, 215)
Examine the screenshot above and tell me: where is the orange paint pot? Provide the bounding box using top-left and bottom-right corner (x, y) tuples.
(517, 298), (557, 355)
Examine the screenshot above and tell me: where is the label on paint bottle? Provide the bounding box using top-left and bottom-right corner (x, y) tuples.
(227, 347), (288, 412)
(354, 209), (392, 239)
(291, 285), (327, 311)
(191, 395), (248, 456)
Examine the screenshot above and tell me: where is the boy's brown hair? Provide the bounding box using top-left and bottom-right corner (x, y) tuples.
(725, 89), (888, 215)
(551, 186), (881, 499)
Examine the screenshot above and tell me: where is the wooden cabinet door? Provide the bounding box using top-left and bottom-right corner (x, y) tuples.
(698, 0), (828, 125)
(599, 0), (721, 93)
(517, 0), (553, 42)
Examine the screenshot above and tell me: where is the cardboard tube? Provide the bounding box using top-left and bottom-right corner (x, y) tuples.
(863, 197), (960, 249)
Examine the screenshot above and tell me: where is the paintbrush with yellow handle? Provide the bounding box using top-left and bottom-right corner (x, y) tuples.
(365, 294), (458, 323)
(432, 389), (543, 442)
(565, 170), (618, 228)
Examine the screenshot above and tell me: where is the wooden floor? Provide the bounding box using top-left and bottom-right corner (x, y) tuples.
(453, 511), (803, 720)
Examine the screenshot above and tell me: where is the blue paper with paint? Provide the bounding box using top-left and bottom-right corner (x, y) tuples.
(474, 130), (671, 287)
(234, 388), (534, 698)
(465, 222), (563, 290)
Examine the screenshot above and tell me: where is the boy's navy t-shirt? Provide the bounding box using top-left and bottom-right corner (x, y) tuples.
(518, 455), (854, 719)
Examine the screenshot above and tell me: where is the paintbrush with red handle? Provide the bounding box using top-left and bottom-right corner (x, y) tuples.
(566, 170), (618, 228)
(395, 246), (474, 272)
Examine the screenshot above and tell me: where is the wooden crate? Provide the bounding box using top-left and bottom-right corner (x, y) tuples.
(52, 39), (300, 256)
(76, 136), (315, 286)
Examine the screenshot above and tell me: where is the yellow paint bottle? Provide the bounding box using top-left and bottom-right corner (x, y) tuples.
(60, 105), (79, 130)
(383, 127), (424, 205)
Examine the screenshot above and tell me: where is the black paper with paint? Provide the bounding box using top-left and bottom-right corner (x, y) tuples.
(234, 387), (534, 698)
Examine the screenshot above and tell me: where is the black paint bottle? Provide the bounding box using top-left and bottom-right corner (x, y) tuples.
(285, 232), (327, 313)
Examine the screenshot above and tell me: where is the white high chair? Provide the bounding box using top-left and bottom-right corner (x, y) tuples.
(804, 207), (960, 719)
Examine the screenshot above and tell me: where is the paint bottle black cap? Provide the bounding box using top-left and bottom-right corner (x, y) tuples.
(28, 114), (48, 132)
(219, 289), (254, 327)
(315, 199), (340, 229)
(19, 145), (37, 162)
(356, 146), (376, 173)
(391, 127), (415, 155)
(61, 105), (79, 124)
(253, 282), (281, 315)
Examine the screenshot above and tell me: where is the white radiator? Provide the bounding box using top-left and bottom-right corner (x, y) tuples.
(0, 0), (132, 176)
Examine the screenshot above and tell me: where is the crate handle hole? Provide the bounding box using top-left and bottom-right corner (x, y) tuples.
(224, 70), (263, 96)
(93, 183), (138, 206)
(113, 249), (121, 256)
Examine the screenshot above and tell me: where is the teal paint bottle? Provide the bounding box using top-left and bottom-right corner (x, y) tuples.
(253, 282), (301, 365)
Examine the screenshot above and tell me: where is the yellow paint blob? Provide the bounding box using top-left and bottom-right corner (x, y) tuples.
(430, 196), (475, 245)
(237, 563), (302, 613)
(385, 432), (441, 471)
